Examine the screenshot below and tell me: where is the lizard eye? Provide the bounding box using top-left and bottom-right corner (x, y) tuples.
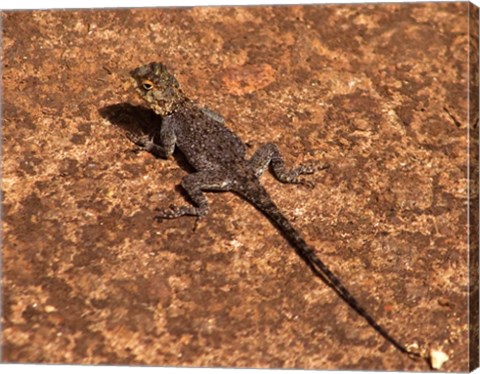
(142, 80), (154, 90)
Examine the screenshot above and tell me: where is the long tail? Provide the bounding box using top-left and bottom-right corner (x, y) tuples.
(239, 184), (420, 358)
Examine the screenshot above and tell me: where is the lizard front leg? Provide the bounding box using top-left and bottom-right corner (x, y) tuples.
(155, 170), (233, 221)
(248, 143), (327, 185)
(128, 120), (176, 159)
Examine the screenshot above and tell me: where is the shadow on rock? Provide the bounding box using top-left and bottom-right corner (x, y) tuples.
(98, 102), (162, 139)
(99, 102), (194, 175)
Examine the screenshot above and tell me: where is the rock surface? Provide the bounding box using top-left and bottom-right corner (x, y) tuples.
(1, 3), (476, 371)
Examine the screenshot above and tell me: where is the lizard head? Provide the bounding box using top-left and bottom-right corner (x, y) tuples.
(130, 62), (185, 116)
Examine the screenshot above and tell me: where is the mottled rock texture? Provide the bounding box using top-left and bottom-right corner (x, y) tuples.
(1, 2), (478, 371)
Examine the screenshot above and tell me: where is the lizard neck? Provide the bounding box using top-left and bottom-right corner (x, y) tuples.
(168, 96), (195, 115)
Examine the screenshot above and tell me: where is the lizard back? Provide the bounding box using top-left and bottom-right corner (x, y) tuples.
(167, 104), (248, 171)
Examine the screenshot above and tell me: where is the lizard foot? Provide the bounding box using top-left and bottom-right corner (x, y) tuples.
(297, 160), (330, 175)
(155, 205), (193, 220)
(126, 132), (148, 146)
(280, 161), (329, 187)
(126, 132), (156, 153)
(154, 204), (207, 221)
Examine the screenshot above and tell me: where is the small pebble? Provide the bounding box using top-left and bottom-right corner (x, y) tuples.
(429, 348), (449, 370)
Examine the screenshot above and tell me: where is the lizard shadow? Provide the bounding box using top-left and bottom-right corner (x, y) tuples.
(99, 103), (194, 174)
(98, 103), (195, 200)
(99, 103), (161, 139)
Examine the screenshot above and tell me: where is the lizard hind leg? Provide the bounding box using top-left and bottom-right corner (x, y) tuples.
(248, 143), (325, 185)
(155, 171), (232, 222)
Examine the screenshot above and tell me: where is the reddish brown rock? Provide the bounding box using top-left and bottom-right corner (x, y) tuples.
(1, 3), (478, 371)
